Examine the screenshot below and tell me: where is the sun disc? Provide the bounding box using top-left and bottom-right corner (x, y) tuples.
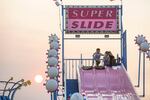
(34, 75), (43, 83)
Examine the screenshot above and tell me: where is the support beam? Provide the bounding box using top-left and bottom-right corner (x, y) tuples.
(135, 50), (141, 87)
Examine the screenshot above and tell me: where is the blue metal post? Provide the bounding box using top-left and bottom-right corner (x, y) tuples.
(124, 31), (127, 69)
(54, 92), (57, 100)
(51, 93), (53, 100)
(120, 4), (127, 70)
(121, 30), (127, 70)
(123, 31), (127, 70)
(120, 5), (123, 60)
(120, 5), (128, 70)
(61, 5), (66, 100)
(61, 5), (65, 88)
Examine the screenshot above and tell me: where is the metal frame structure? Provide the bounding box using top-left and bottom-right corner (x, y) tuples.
(0, 78), (31, 100)
(134, 35), (149, 97)
(50, 4), (127, 100)
(135, 50), (146, 97)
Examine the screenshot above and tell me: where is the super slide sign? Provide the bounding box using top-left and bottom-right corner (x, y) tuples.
(65, 6), (119, 34)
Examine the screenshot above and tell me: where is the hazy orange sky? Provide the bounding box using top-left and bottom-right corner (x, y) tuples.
(0, 0), (150, 100)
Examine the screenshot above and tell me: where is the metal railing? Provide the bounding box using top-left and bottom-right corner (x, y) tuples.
(64, 58), (100, 79)
(64, 58), (121, 79)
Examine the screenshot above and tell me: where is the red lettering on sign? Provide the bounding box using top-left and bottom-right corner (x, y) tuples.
(68, 8), (117, 19)
(70, 21), (114, 29)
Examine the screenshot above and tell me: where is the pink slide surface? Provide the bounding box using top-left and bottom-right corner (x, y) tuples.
(79, 66), (140, 100)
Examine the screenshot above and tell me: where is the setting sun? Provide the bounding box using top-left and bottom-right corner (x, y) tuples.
(34, 75), (43, 84)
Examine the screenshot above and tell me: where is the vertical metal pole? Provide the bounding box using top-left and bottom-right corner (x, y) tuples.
(72, 60), (75, 79)
(61, 5), (65, 89)
(136, 50), (141, 87)
(120, 5), (127, 70)
(64, 59), (67, 100)
(121, 33), (123, 64)
(75, 60), (77, 79)
(61, 5), (65, 100)
(69, 60), (71, 79)
(143, 52), (145, 97)
(120, 5), (123, 63)
(51, 93), (53, 100)
(54, 92), (57, 100)
(124, 30), (127, 70)
(125, 31), (127, 69)
(80, 54), (83, 65)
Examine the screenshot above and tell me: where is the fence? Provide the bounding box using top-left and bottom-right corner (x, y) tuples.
(64, 58), (105, 79)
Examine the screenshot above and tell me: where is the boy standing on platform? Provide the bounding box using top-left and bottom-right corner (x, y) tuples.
(92, 48), (104, 67)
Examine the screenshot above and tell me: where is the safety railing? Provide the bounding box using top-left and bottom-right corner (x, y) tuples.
(64, 58), (104, 79)
(64, 58), (122, 79)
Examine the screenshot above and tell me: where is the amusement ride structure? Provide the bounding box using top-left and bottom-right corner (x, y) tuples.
(0, 77), (31, 100)
(1, 1), (150, 100)
(43, 0), (150, 100)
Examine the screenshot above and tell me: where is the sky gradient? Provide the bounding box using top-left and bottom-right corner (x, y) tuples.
(0, 0), (150, 100)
